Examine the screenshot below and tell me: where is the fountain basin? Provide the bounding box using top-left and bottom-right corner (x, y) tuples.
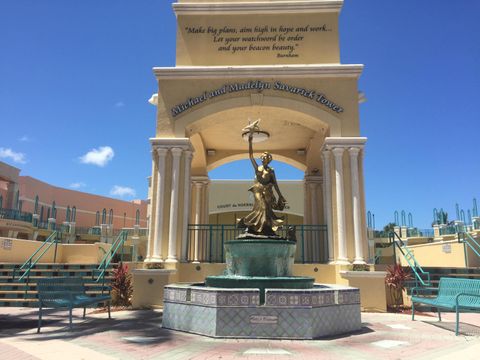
(205, 275), (314, 304)
(162, 283), (362, 339)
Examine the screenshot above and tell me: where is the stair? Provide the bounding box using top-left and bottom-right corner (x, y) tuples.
(0, 263), (115, 307)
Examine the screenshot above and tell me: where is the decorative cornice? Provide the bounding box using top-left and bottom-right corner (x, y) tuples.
(323, 137), (367, 150)
(150, 137), (194, 151)
(153, 64), (363, 80)
(173, 1), (343, 15)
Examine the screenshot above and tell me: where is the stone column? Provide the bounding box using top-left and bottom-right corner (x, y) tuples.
(166, 147), (183, 263)
(151, 148), (168, 262)
(349, 147), (365, 264)
(181, 150), (193, 262)
(193, 181), (203, 263)
(332, 147), (349, 264)
(309, 182), (318, 225)
(145, 153), (156, 262)
(309, 182), (318, 263)
(322, 150), (334, 263)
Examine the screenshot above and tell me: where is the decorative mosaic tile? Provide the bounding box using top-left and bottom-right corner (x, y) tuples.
(265, 289), (335, 307)
(337, 290), (360, 305)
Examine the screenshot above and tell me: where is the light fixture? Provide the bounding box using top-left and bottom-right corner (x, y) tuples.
(207, 149), (216, 156)
(148, 93), (158, 105)
(242, 130), (270, 143)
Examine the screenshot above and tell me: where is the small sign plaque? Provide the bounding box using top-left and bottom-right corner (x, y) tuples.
(442, 243), (451, 254)
(2, 239), (13, 250)
(250, 315), (278, 325)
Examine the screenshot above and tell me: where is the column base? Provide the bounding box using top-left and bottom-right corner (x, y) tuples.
(145, 256), (163, 263)
(335, 258), (351, 265)
(192, 260), (200, 264)
(165, 257), (178, 264)
(353, 259), (366, 265)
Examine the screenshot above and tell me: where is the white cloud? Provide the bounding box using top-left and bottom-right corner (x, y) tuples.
(114, 101), (125, 108)
(69, 182), (86, 189)
(19, 135), (30, 142)
(79, 146), (114, 167)
(110, 185), (136, 198)
(0, 147), (27, 164)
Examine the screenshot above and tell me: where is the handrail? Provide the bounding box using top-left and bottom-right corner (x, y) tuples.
(389, 231), (430, 287)
(94, 230), (127, 284)
(14, 231), (59, 282)
(458, 231), (480, 258)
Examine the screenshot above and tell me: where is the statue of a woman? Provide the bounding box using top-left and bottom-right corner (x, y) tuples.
(238, 129), (287, 237)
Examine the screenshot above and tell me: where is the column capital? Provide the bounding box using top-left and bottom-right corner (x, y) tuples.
(331, 147), (345, 157)
(170, 147), (184, 157)
(155, 147), (169, 156)
(348, 147), (361, 157)
(305, 175), (323, 185)
(192, 175), (210, 185)
(184, 149), (194, 159)
(321, 148), (331, 157)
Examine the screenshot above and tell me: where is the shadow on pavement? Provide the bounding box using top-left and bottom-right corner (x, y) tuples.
(425, 320), (480, 337)
(0, 309), (174, 345)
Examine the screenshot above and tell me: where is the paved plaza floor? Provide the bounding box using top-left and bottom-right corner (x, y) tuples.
(1, 308), (480, 359)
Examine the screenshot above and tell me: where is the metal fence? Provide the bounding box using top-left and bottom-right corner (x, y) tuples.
(0, 208), (33, 223)
(406, 228), (434, 237)
(439, 226), (458, 236)
(186, 224), (328, 264)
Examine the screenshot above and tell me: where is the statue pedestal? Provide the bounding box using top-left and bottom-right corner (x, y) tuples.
(225, 239), (296, 276)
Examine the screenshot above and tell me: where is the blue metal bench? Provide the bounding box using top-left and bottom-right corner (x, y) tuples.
(37, 277), (111, 333)
(411, 277), (480, 335)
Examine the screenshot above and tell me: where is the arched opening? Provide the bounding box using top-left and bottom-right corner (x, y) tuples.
(101, 208), (107, 224)
(34, 195), (39, 214)
(207, 159), (304, 226)
(66, 206), (71, 222)
(135, 209), (140, 226)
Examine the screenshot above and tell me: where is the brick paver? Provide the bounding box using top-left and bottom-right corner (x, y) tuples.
(1, 308), (480, 359)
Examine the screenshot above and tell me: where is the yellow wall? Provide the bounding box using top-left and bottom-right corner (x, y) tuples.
(340, 271), (387, 312)
(0, 237), (111, 264)
(131, 269), (179, 308)
(176, 13), (340, 66)
(398, 241), (467, 268)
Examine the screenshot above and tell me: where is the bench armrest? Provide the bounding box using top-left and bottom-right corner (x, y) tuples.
(411, 286), (437, 296)
(455, 292), (480, 305)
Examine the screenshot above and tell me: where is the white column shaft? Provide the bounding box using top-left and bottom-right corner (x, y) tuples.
(145, 154), (156, 261)
(180, 151), (193, 262)
(166, 148), (183, 263)
(332, 147), (349, 264)
(152, 148), (168, 262)
(350, 148), (365, 264)
(309, 182), (318, 262)
(193, 183), (202, 263)
(322, 150), (334, 263)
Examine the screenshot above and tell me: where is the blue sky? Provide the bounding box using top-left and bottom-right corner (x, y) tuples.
(1, 1), (479, 229)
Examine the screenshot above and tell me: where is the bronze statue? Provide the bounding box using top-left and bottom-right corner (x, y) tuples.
(238, 121), (287, 238)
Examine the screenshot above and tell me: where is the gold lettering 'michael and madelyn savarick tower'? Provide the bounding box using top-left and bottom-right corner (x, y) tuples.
(146, 0), (368, 268)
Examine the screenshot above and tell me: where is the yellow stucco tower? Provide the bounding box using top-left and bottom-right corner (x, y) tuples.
(146, 0), (368, 267)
